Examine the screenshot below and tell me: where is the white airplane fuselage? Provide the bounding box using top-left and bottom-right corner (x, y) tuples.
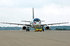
(32, 18), (41, 26)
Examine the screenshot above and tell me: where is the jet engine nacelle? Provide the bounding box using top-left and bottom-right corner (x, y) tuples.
(22, 26), (26, 30)
(45, 26), (50, 30)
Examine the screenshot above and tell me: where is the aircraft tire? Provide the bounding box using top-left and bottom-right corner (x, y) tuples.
(42, 28), (44, 32)
(26, 28), (30, 32)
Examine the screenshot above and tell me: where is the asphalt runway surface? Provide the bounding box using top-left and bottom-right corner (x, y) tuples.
(0, 30), (70, 46)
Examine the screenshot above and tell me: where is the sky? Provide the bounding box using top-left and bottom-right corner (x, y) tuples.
(0, 0), (70, 27)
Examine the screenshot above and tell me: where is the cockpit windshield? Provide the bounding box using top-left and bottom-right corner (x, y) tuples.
(33, 18), (40, 22)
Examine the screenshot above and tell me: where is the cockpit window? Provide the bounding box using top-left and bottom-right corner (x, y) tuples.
(33, 18), (40, 22)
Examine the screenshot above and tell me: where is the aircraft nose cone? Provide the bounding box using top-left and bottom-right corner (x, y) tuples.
(36, 22), (40, 24)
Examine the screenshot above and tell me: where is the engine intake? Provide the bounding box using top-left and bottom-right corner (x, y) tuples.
(22, 26), (26, 30)
(45, 26), (50, 30)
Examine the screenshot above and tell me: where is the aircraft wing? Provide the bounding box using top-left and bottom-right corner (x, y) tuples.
(41, 20), (45, 22)
(41, 22), (69, 26)
(0, 22), (31, 26)
(47, 22), (69, 25)
(21, 20), (31, 22)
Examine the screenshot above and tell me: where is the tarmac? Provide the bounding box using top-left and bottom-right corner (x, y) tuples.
(0, 30), (70, 46)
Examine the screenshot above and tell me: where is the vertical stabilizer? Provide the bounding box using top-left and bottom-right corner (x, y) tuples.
(32, 8), (34, 19)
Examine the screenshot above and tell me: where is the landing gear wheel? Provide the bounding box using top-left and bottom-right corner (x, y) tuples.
(26, 29), (30, 32)
(26, 27), (30, 32)
(42, 28), (44, 32)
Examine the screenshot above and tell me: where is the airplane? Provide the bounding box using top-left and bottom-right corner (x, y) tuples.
(0, 8), (69, 32)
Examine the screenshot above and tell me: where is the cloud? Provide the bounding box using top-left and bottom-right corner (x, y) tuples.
(0, 0), (45, 8)
(0, 0), (14, 7)
(0, 4), (70, 22)
(0, 0), (70, 8)
(0, 0), (70, 26)
(34, 4), (70, 25)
